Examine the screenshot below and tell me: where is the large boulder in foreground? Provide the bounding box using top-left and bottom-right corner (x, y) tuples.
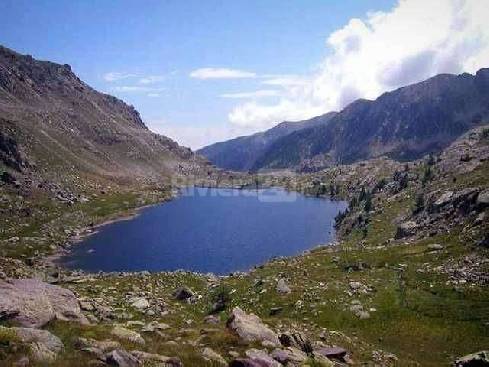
(227, 307), (280, 346)
(0, 326), (64, 362)
(0, 278), (88, 328)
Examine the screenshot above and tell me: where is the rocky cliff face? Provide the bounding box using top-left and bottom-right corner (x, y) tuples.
(0, 45), (211, 186)
(201, 69), (489, 172)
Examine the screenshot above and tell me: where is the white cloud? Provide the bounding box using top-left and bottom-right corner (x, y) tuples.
(148, 119), (245, 149)
(112, 86), (165, 93)
(139, 75), (166, 84)
(147, 93), (162, 98)
(228, 0), (489, 131)
(103, 72), (137, 82)
(190, 68), (257, 79)
(220, 90), (280, 99)
(261, 76), (308, 87)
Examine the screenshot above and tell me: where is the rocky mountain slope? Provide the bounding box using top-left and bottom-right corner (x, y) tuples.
(0, 45), (213, 189)
(201, 69), (489, 172)
(197, 112), (337, 171)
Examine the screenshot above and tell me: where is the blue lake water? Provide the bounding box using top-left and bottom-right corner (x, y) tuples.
(60, 187), (347, 275)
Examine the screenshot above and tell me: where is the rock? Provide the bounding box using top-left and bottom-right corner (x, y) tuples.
(276, 279), (291, 294)
(173, 286), (194, 301)
(427, 244), (444, 251)
(269, 307), (283, 316)
(311, 351), (334, 366)
(1, 326), (64, 362)
(141, 321), (170, 333)
(271, 347), (307, 364)
(455, 350), (489, 366)
(111, 326), (145, 345)
(227, 307), (280, 346)
(395, 221), (418, 239)
(0, 278), (88, 328)
(204, 315), (220, 324)
(434, 191), (454, 208)
(245, 349), (282, 367)
(131, 350), (182, 366)
(229, 358), (264, 367)
(129, 297), (149, 310)
(202, 347), (227, 365)
(477, 189), (489, 206)
(104, 349), (139, 367)
(316, 346), (348, 362)
(75, 337), (121, 358)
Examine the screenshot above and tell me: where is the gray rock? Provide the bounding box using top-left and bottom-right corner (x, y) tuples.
(202, 347), (227, 365)
(455, 350), (489, 366)
(395, 221), (418, 239)
(477, 189), (489, 206)
(245, 348), (281, 367)
(129, 297), (149, 310)
(271, 347), (307, 364)
(173, 287), (194, 301)
(131, 350), (182, 366)
(104, 349), (139, 367)
(227, 307), (280, 346)
(0, 278), (88, 328)
(427, 244), (444, 251)
(1, 326), (64, 362)
(111, 326), (145, 345)
(276, 279), (291, 294)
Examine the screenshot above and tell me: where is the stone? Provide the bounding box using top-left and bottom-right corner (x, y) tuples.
(394, 221), (418, 239)
(75, 337), (121, 358)
(269, 307), (283, 316)
(477, 189), (489, 206)
(427, 244), (444, 251)
(204, 315), (220, 324)
(0, 278), (88, 328)
(455, 350), (489, 366)
(173, 286), (194, 301)
(276, 279), (291, 294)
(245, 349), (281, 367)
(227, 307), (280, 346)
(141, 321), (170, 333)
(111, 326), (145, 345)
(316, 346), (348, 362)
(129, 297), (149, 310)
(229, 359), (264, 367)
(271, 347), (307, 364)
(131, 350), (182, 366)
(202, 347), (227, 365)
(434, 191), (454, 208)
(104, 349), (139, 367)
(1, 326), (64, 362)
(311, 351), (334, 366)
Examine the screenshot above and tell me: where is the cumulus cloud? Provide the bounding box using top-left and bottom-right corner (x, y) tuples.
(103, 72), (137, 82)
(228, 0), (489, 131)
(220, 90), (280, 99)
(139, 75), (166, 84)
(112, 86), (165, 93)
(190, 68), (257, 79)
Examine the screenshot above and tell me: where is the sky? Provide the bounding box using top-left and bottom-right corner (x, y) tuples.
(1, 0), (488, 149)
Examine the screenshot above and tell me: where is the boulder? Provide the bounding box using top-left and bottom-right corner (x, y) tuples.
(1, 326), (63, 362)
(394, 221), (418, 239)
(271, 347), (307, 364)
(244, 349), (281, 367)
(477, 189), (489, 206)
(455, 350), (489, 366)
(229, 359), (266, 367)
(276, 279), (291, 294)
(131, 350), (182, 366)
(129, 297), (149, 310)
(104, 349), (139, 367)
(111, 326), (145, 345)
(202, 347), (227, 365)
(0, 278), (88, 328)
(173, 287), (195, 301)
(315, 346), (348, 362)
(227, 307), (280, 346)
(74, 337), (121, 358)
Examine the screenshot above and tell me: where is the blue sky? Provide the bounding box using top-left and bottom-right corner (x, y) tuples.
(1, 0), (488, 148)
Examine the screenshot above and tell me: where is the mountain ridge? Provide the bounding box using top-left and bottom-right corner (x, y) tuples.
(200, 69), (489, 172)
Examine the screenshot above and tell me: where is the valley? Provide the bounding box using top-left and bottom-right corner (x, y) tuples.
(0, 46), (488, 367)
